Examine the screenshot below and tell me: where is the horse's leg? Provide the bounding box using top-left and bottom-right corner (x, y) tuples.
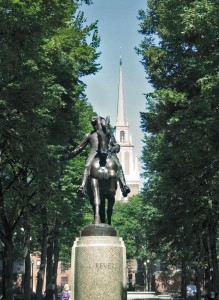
(91, 178), (101, 224)
(99, 197), (105, 223)
(107, 194), (115, 225)
(107, 177), (117, 225)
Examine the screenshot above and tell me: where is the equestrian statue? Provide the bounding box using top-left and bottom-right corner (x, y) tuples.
(62, 115), (130, 225)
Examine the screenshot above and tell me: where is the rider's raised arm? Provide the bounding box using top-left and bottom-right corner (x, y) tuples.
(67, 133), (90, 159)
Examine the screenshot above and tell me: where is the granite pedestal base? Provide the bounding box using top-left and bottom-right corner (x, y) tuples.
(71, 224), (127, 300)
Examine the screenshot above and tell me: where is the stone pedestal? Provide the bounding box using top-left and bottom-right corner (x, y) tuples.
(71, 224), (127, 300)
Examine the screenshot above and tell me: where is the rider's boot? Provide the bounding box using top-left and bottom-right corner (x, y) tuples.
(117, 165), (131, 197)
(121, 185), (131, 197)
(118, 170), (131, 197)
(77, 170), (89, 196)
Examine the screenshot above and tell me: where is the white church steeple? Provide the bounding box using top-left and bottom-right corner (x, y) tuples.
(116, 55), (128, 127)
(115, 54), (140, 200)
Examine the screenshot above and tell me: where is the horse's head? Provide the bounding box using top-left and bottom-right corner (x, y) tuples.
(91, 115), (110, 165)
(96, 118), (109, 156)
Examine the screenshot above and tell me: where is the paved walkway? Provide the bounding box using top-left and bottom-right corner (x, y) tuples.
(127, 292), (172, 300)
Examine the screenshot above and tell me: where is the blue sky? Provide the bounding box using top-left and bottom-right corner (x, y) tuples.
(80, 0), (153, 171)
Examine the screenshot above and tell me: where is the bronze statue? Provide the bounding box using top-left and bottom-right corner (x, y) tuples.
(63, 115), (130, 224)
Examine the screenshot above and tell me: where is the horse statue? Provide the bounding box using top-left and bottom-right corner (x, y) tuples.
(61, 115), (127, 225)
(87, 121), (118, 225)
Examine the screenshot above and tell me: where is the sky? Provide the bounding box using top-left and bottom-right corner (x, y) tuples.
(80, 0), (153, 177)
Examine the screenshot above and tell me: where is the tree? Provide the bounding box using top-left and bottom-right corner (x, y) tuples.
(112, 195), (149, 260)
(0, 1), (100, 299)
(137, 0), (219, 294)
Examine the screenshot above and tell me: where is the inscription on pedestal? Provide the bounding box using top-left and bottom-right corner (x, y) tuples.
(81, 262), (119, 270)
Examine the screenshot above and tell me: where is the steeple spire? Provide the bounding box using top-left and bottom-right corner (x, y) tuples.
(114, 53), (140, 200)
(116, 53), (128, 127)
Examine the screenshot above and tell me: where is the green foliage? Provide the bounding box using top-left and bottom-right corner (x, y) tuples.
(137, 0), (219, 289)
(0, 0), (100, 294)
(113, 195), (148, 260)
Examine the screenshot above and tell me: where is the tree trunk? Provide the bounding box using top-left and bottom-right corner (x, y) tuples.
(36, 208), (48, 300)
(46, 237), (53, 286)
(0, 179), (14, 300)
(23, 215), (31, 300)
(1, 246), (6, 299)
(204, 264), (211, 300)
(195, 266), (204, 300)
(46, 220), (61, 300)
(53, 232), (60, 300)
(202, 220), (212, 298)
(181, 258), (187, 300)
(208, 220), (219, 292)
(45, 220), (61, 300)
(3, 238), (14, 300)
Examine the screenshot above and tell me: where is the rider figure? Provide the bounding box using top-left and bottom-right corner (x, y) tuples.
(65, 115), (130, 197)
(104, 117), (130, 197)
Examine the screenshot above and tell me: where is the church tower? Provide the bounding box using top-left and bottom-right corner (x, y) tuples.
(115, 55), (140, 200)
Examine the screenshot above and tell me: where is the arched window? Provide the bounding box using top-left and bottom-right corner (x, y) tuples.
(120, 131), (125, 142)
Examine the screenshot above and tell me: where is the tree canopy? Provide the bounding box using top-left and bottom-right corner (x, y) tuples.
(137, 0), (219, 295)
(0, 1), (100, 299)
